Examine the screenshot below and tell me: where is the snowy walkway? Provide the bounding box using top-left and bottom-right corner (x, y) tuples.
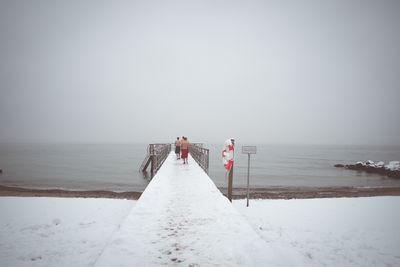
(94, 152), (290, 266)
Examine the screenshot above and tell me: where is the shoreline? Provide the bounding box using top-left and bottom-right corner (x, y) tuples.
(1, 184), (400, 200)
(0, 185), (141, 200)
(220, 186), (400, 199)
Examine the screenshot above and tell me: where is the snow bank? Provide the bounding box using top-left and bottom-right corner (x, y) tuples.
(357, 160), (400, 171)
(234, 197), (400, 267)
(386, 161), (400, 171)
(0, 197), (134, 267)
(1, 196), (399, 266)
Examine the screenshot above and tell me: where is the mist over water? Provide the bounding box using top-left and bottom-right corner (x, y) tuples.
(0, 143), (148, 191)
(1, 1), (400, 146)
(207, 143), (400, 188)
(1, 143), (400, 192)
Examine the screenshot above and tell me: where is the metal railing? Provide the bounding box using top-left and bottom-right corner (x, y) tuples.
(140, 143), (171, 176)
(189, 143), (209, 174)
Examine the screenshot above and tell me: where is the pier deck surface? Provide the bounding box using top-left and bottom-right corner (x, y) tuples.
(95, 152), (292, 266)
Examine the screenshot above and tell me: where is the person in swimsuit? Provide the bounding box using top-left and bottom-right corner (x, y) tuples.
(175, 137), (181, 159)
(180, 137), (189, 164)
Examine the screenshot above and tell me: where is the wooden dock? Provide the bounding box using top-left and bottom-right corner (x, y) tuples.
(95, 151), (289, 266)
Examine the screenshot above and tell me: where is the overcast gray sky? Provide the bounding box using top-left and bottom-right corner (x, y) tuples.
(0, 0), (399, 145)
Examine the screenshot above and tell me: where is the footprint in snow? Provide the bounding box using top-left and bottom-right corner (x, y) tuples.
(52, 218), (61, 226)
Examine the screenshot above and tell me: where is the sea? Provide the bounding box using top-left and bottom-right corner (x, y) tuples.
(0, 143), (400, 192)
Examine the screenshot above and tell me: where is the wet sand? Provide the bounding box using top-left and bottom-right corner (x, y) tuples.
(221, 186), (400, 199)
(1, 184), (400, 200)
(0, 185), (141, 199)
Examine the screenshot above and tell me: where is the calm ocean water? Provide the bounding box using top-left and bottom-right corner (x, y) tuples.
(0, 143), (400, 192)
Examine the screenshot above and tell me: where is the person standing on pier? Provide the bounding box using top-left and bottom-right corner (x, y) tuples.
(175, 137), (181, 159)
(180, 136), (189, 164)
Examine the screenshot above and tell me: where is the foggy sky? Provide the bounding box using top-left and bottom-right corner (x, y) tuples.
(1, 0), (399, 145)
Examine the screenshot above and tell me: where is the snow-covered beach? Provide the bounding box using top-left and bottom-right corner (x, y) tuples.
(0, 197), (133, 266)
(1, 196), (399, 267)
(1, 153), (399, 266)
(236, 197), (400, 267)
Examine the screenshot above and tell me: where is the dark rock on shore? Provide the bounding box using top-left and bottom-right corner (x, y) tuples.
(334, 164), (345, 168)
(335, 160), (400, 179)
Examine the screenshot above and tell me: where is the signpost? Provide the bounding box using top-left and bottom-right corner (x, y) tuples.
(242, 146), (257, 207)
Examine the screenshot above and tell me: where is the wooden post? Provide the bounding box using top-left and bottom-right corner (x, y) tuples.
(150, 155), (155, 177)
(246, 154), (250, 207)
(228, 162), (234, 202)
(149, 144), (155, 177)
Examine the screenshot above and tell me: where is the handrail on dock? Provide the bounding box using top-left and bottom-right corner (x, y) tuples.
(140, 142), (209, 176)
(140, 143), (171, 176)
(189, 143), (209, 174)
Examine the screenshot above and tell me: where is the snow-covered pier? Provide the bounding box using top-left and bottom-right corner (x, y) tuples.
(94, 152), (286, 266)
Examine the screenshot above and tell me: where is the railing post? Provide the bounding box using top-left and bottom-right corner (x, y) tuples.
(206, 150), (209, 174)
(188, 144), (209, 174)
(150, 144), (155, 176)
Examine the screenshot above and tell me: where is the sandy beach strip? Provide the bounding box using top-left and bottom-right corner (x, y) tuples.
(0, 185), (141, 199)
(1, 184), (400, 200)
(222, 186), (400, 199)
